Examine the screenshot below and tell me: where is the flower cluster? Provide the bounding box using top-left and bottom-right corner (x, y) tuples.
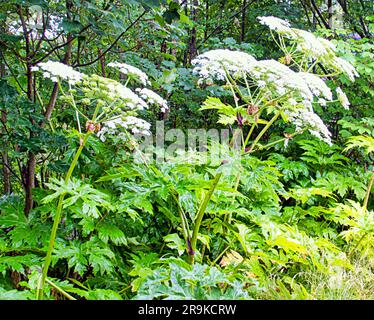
(257, 16), (359, 81)
(97, 116), (151, 142)
(330, 57), (359, 82)
(193, 14), (360, 147)
(8, 12), (63, 40)
(136, 88), (169, 112)
(285, 108), (332, 145)
(192, 50), (315, 101)
(33, 60), (168, 141)
(193, 48), (335, 144)
(96, 76), (148, 110)
(108, 62), (150, 86)
(298, 72), (333, 101)
(250, 59), (313, 100)
(32, 61), (83, 85)
(290, 29), (336, 60)
(191, 49), (256, 84)
(258, 16), (292, 33)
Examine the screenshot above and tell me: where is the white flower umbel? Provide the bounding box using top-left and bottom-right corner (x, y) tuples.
(103, 79), (148, 110)
(331, 57), (359, 82)
(250, 60), (313, 100)
(124, 116), (151, 135)
(192, 51), (317, 102)
(258, 16), (358, 82)
(298, 72), (333, 101)
(258, 16), (292, 33)
(192, 49), (257, 84)
(286, 107), (332, 145)
(336, 87), (350, 110)
(97, 116), (151, 142)
(135, 88), (169, 112)
(33, 61), (83, 84)
(108, 62), (150, 86)
(291, 29), (336, 60)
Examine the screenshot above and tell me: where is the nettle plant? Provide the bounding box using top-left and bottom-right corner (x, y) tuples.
(31, 60), (168, 299)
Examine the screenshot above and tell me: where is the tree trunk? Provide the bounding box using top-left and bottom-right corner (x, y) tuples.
(24, 46), (36, 216)
(311, 0), (330, 28)
(240, 0), (247, 43)
(24, 2), (74, 215)
(204, 0), (209, 40)
(0, 40), (10, 194)
(98, 48), (106, 77)
(328, 0), (333, 29)
(188, 0), (199, 64)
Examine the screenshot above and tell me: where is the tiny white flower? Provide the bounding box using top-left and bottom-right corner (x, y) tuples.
(284, 138), (289, 148)
(285, 108), (332, 145)
(257, 80), (266, 88)
(108, 62), (150, 86)
(258, 16), (291, 33)
(37, 61), (83, 84)
(192, 49), (256, 84)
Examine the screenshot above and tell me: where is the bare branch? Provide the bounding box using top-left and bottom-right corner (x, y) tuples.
(73, 10), (147, 68)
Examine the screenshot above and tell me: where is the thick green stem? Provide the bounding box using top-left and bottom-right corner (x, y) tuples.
(243, 123), (256, 149)
(247, 111), (281, 153)
(36, 132), (91, 300)
(170, 191), (192, 252)
(188, 172), (222, 264)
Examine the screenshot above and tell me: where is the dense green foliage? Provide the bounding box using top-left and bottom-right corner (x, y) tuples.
(0, 0), (373, 300)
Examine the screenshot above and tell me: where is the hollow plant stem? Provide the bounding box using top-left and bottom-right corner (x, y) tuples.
(188, 172), (222, 264)
(247, 110), (281, 153)
(36, 132), (91, 300)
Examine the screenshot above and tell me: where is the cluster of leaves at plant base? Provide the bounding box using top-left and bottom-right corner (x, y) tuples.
(1, 133), (373, 300)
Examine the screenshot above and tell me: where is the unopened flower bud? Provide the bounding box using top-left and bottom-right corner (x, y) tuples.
(81, 98), (90, 105)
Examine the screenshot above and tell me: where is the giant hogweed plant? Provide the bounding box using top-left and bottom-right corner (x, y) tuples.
(178, 16), (359, 262)
(29, 60), (168, 299)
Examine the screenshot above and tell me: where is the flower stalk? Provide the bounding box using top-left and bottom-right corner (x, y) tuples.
(188, 172), (222, 264)
(36, 132), (91, 300)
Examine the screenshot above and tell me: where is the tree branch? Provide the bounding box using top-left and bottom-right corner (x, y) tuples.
(73, 10), (147, 67)
(310, 0), (330, 29)
(198, 0), (255, 48)
(33, 24), (92, 64)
